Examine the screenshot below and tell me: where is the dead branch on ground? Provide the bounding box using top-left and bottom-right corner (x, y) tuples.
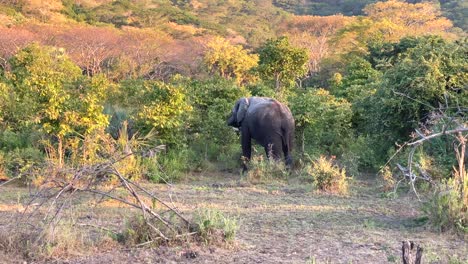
(2, 145), (192, 252)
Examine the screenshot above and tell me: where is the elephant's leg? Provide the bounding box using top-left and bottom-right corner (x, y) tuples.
(282, 134), (293, 167)
(241, 129), (252, 171)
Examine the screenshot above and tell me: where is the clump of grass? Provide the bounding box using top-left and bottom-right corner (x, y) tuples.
(0, 220), (110, 261)
(119, 215), (155, 246)
(192, 208), (239, 245)
(245, 155), (289, 183)
(304, 156), (348, 194)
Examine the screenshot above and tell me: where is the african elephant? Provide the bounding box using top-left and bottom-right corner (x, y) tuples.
(227, 97), (295, 169)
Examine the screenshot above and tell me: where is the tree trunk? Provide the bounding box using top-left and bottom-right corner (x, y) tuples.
(58, 136), (63, 168)
(402, 241), (423, 264)
(275, 73), (281, 92)
(301, 129), (305, 155)
(456, 132), (466, 202)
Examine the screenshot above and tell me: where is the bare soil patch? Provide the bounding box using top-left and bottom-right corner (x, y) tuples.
(0, 173), (466, 263)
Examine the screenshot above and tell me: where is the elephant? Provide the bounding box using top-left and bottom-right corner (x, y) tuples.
(227, 96), (295, 170)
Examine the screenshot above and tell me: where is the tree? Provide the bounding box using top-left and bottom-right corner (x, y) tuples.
(257, 36), (308, 92)
(335, 0), (455, 56)
(54, 27), (121, 76)
(364, 0), (453, 37)
(204, 37), (258, 84)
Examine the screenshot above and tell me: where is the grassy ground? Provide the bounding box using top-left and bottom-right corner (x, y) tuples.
(0, 172), (466, 263)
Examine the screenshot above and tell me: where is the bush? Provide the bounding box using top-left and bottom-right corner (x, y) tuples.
(193, 208), (239, 244)
(120, 215), (155, 246)
(1, 147), (44, 180)
(305, 156), (348, 194)
(185, 78), (248, 169)
(289, 89), (352, 157)
(0, 129), (42, 151)
(423, 177), (467, 233)
(343, 135), (379, 170)
(144, 148), (191, 183)
(245, 155), (289, 183)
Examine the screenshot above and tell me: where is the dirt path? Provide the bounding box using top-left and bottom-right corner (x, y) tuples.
(1, 173), (466, 263)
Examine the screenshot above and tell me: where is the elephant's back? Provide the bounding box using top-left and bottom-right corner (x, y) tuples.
(247, 99), (294, 129)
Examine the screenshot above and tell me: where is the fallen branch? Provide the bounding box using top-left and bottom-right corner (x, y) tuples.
(10, 145), (192, 248)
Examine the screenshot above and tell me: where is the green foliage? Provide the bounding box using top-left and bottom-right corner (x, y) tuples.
(116, 78), (191, 146)
(7, 43), (80, 133)
(247, 81), (276, 98)
(303, 156), (348, 194)
(342, 135), (378, 170)
(289, 88), (352, 156)
(439, 0), (468, 31)
(186, 78), (248, 167)
(0, 129), (41, 151)
(330, 56), (380, 102)
(369, 36), (467, 149)
(423, 178), (467, 233)
(61, 0), (94, 22)
(193, 208), (239, 244)
(4, 43), (109, 138)
(257, 36), (308, 92)
(144, 148), (191, 183)
(0, 147), (43, 179)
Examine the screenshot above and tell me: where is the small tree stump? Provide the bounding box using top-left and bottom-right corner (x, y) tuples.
(402, 241), (423, 264)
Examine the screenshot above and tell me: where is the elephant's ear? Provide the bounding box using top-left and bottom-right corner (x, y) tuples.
(236, 97), (250, 124)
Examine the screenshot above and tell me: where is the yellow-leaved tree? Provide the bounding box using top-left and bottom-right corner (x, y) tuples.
(204, 37), (258, 84)
(335, 0), (455, 55)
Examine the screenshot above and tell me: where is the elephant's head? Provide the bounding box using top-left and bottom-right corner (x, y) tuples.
(227, 97), (249, 128)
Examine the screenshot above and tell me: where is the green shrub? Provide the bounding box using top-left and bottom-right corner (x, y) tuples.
(423, 177), (467, 233)
(0, 129), (42, 151)
(306, 156), (348, 194)
(343, 135), (379, 170)
(1, 147), (44, 180)
(118, 213), (188, 246)
(120, 215), (154, 246)
(185, 78), (248, 169)
(215, 143), (243, 171)
(145, 148), (192, 183)
(193, 208), (239, 244)
(289, 89), (352, 157)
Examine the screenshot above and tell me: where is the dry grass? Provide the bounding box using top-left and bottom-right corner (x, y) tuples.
(0, 173), (467, 263)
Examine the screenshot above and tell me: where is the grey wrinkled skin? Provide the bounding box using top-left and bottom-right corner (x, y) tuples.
(227, 97), (295, 171)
